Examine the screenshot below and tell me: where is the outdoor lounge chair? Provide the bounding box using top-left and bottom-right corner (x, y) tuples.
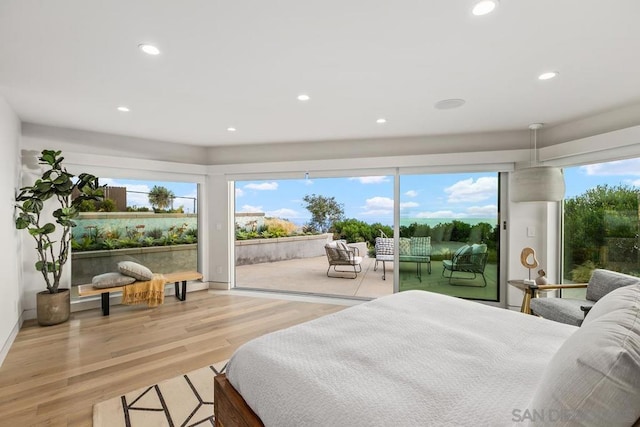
(325, 240), (363, 279)
(442, 243), (488, 287)
(529, 268), (640, 326)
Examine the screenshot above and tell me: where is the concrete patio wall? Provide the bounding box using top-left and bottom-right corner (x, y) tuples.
(71, 244), (197, 285)
(235, 233), (333, 265)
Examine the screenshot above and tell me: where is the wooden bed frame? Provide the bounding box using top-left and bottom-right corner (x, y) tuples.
(214, 373), (264, 427)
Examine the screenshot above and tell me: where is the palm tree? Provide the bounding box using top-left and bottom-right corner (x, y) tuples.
(148, 185), (175, 211)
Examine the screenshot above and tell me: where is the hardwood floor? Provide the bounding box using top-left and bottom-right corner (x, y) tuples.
(0, 291), (345, 426)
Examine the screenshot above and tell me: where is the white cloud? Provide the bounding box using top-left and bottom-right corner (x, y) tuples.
(361, 209), (392, 216)
(238, 204), (263, 213)
(361, 196), (393, 215)
(400, 201), (419, 209)
(349, 176), (390, 184)
(445, 176), (497, 203)
(405, 190), (418, 197)
(267, 208), (302, 218)
(235, 188), (244, 197)
(627, 179), (640, 187)
(582, 158), (640, 176)
(360, 197), (418, 215)
(466, 204), (498, 217)
(415, 210), (467, 219)
(364, 196), (393, 209)
(244, 182), (278, 190)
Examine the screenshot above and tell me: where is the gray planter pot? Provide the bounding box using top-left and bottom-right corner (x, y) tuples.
(36, 288), (70, 326)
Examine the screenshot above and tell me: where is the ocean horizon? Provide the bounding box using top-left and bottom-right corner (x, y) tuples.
(287, 217), (497, 228)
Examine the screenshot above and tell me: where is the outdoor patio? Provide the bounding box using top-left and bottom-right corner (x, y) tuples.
(235, 254), (499, 301)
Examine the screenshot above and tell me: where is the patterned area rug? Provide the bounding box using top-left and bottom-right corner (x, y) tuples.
(93, 360), (227, 427)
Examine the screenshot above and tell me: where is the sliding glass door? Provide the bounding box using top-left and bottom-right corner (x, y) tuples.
(231, 170), (501, 302)
(234, 175), (393, 298)
(398, 172), (500, 301)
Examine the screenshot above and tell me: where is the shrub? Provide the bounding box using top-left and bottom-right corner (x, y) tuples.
(571, 261), (597, 282)
(265, 218), (298, 237)
(77, 199), (97, 212)
(145, 228), (164, 239)
(99, 198), (116, 212)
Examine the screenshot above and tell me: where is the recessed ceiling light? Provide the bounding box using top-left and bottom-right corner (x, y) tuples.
(297, 94), (310, 101)
(138, 44), (160, 55)
(227, 127), (237, 132)
(376, 118), (387, 124)
(472, 0), (498, 16)
(538, 71), (559, 80)
(434, 99), (466, 110)
(117, 106), (130, 112)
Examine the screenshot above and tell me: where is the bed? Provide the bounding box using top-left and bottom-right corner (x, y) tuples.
(214, 286), (640, 426)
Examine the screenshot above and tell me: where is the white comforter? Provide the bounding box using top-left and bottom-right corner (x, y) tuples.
(226, 290), (577, 427)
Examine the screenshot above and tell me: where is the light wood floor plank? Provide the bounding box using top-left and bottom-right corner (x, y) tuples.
(0, 290), (345, 426)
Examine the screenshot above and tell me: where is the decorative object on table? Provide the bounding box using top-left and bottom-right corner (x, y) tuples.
(510, 123), (566, 202)
(15, 149), (103, 326)
(520, 247), (539, 280)
(535, 269), (548, 286)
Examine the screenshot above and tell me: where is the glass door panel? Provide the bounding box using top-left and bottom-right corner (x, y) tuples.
(563, 159), (640, 296)
(234, 175), (393, 298)
(398, 173), (500, 301)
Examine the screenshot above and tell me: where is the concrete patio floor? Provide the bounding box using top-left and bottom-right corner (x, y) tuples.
(235, 255), (499, 301)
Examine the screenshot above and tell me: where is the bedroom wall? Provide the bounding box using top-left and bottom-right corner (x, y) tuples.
(0, 96), (23, 366)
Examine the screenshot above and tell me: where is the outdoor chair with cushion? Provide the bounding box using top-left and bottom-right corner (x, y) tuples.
(375, 236), (432, 281)
(529, 268), (640, 326)
(374, 237), (394, 280)
(325, 240), (363, 279)
(442, 243), (489, 287)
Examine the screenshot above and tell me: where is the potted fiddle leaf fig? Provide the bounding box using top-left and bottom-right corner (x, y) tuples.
(15, 150), (104, 326)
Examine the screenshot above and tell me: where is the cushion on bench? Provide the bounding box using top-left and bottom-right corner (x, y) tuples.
(118, 261), (154, 281)
(92, 272), (136, 289)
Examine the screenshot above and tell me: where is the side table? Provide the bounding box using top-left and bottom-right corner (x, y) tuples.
(507, 280), (535, 314)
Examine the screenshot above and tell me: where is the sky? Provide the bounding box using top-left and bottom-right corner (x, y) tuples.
(100, 158), (640, 222)
(100, 178), (198, 213)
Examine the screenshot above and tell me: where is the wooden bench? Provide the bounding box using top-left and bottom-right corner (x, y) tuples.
(77, 271), (203, 316)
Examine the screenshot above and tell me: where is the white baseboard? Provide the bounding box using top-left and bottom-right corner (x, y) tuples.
(208, 281), (229, 290)
(0, 314), (23, 367)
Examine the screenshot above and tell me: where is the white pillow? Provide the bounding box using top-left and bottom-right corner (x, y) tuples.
(527, 284), (640, 425)
(336, 241), (353, 261)
(584, 283), (640, 325)
(92, 272), (136, 289)
(118, 261), (154, 281)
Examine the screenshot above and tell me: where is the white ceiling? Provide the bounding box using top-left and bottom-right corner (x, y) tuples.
(1, 0), (640, 147)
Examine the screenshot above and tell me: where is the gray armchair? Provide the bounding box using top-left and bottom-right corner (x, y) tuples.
(529, 269), (640, 326)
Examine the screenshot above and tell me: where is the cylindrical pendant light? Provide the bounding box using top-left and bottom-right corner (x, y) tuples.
(510, 124), (566, 202)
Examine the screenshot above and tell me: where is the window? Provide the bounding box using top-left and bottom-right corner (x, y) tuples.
(563, 159), (640, 292)
(70, 179), (198, 298)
